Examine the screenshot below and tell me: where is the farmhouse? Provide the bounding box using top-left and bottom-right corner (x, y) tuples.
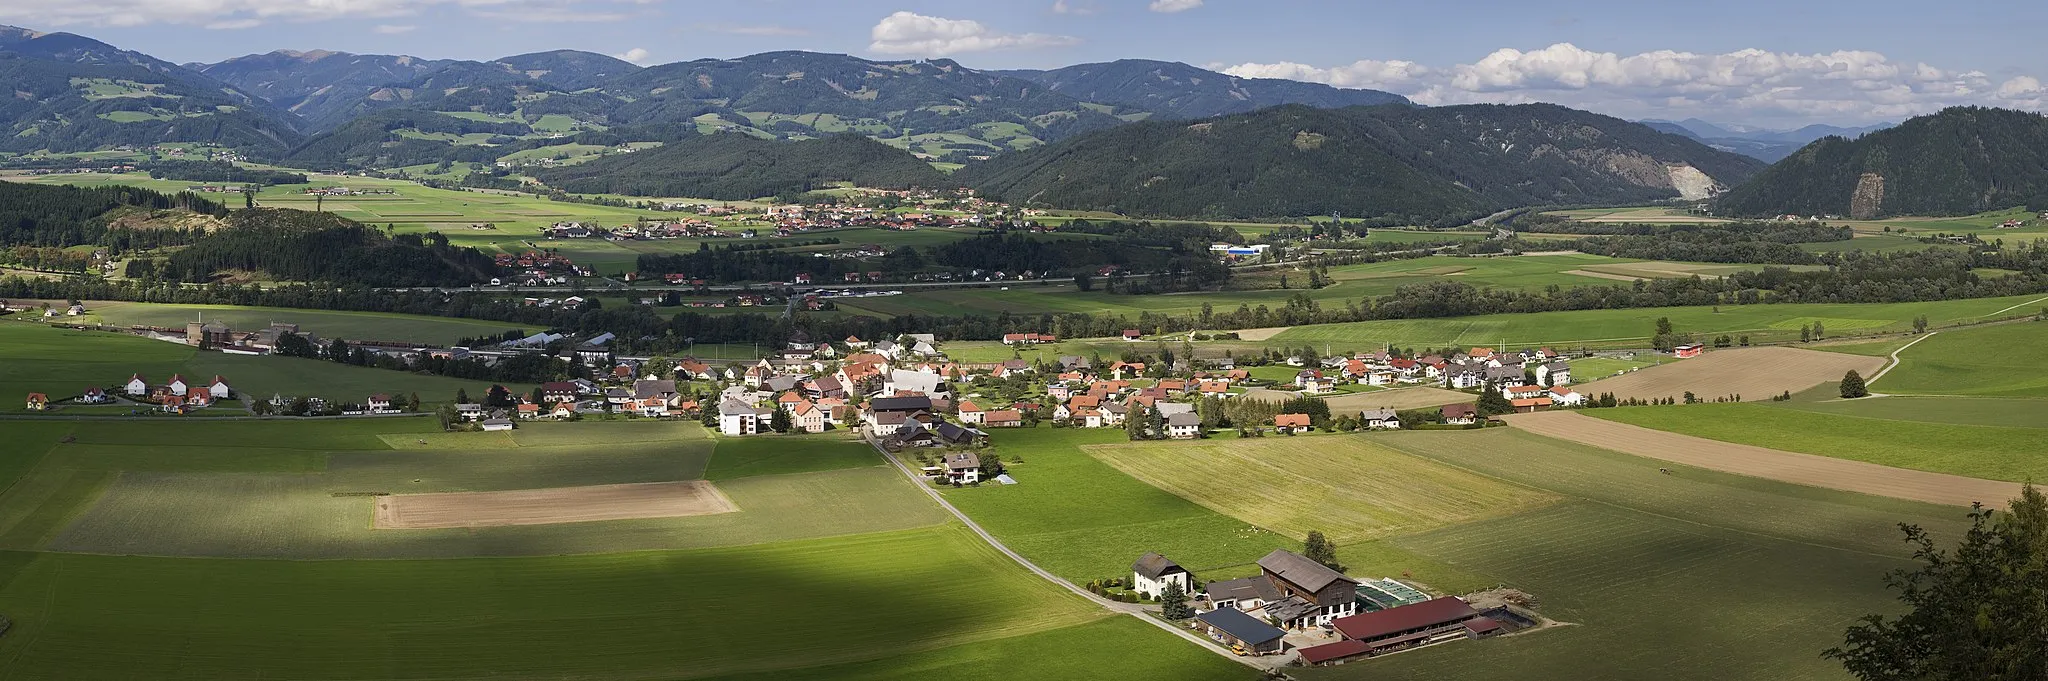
(1319, 596), (1502, 660)
(982, 409), (1024, 428)
(1440, 403), (1477, 425)
(1274, 413), (1312, 434)
(1535, 361), (1571, 386)
(1130, 552), (1191, 600)
(1166, 412), (1202, 439)
(1204, 550), (1358, 629)
(1194, 607), (1287, 656)
(25, 393), (48, 411)
(1357, 408), (1400, 430)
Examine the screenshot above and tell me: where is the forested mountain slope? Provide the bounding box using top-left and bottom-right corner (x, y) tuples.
(0, 25), (302, 154)
(1002, 59), (1409, 119)
(531, 133), (951, 200)
(957, 103), (1765, 223)
(1714, 107), (2048, 218)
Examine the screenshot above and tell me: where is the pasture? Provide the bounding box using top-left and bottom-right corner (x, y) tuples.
(1, 420), (950, 558)
(0, 322), (518, 413)
(1082, 437), (1558, 545)
(1569, 347), (1885, 402)
(1298, 428), (1978, 681)
(1779, 395), (2048, 429)
(1271, 294), (2048, 349)
(0, 525), (1117, 681)
(939, 427), (1495, 591)
(832, 254), (1811, 321)
(1588, 403), (2048, 482)
(1867, 320), (2048, 397)
(77, 300), (524, 345)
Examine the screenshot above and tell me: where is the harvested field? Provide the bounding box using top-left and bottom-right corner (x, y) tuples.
(1083, 437), (1558, 545)
(1504, 411), (2024, 506)
(374, 481), (737, 529)
(1570, 346), (1884, 401)
(1562, 269), (1642, 282)
(1232, 326), (1291, 341)
(1324, 387), (1472, 412)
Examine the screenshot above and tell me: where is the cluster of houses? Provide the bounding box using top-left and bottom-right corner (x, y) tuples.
(300, 186), (395, 196)
(29, 373), (240, 414)
(490, 249), (589, 286)
(1289, 346), (1585, 413)
(1135, 550), (1508, 663)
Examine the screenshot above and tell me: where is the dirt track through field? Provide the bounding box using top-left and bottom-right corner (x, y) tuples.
(1506, 411), (2024, 507)
(374, 481), (737, 529)
(1571, 347), (1884, 401)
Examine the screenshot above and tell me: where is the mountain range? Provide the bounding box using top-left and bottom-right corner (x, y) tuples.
(1713, 107), (2048, 219)
(0, 26), (1414, 166)
(958, 103), (1766, 223)
(1640, 118), (1894, 162)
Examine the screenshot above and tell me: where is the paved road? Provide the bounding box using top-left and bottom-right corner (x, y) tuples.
(865, 437), (1288, 671)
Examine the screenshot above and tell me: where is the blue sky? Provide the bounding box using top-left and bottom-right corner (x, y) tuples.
(4, 0), (2044, 127)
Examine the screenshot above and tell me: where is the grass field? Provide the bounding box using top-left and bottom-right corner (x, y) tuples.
(1271, 294), (2048, 349)
(11, 420), (947, 558)
(706, 616), (1246, 681)
(1589, 403), (2048, 482)
(831, 254), (1809, 321)
(939, 427), (1496, 591)
(0, 322), (519, 413)
(1082, 437), (1559, 545)
(1289, 428), (1976, 681)
(0, 525), (1119, 681)
(77, 301), (525, 345)
(1869, 320), (2048, 397)
(1778, 395), (2048, 429)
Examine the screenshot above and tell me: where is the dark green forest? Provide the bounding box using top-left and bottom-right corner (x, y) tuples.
(0, 181), (223, 247)
(533, 133), (950, 200)
(956, 103), (1764, 223)
(142, 209), (498, 287)
(1715, 107), (2048, 218)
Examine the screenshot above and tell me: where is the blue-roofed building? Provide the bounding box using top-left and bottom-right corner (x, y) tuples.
(1195, 607), (1287, 656)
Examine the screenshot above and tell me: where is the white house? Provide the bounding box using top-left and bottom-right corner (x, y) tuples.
(1550, 387), (1587, 407)
(957, 400), (985, 424)
(208, 376), (233, 400)
(1166, 412), (1202, 439)
(125, 373), (149, 396)
(1535, 361), (1572, 387)
(1358, 408), (1401, 430)
(1131, 552), (1192, 600)
(719, 398), (769, 436)
(166, 374), (189, 397)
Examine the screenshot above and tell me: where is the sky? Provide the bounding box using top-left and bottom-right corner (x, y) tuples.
(3, 0), (2045, 128)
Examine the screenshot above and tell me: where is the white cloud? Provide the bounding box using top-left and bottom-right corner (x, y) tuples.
(1148, 0), (1203, 12)
(204, 18), (261, 30)
(372, 24), (416, 34)
(868, 11), (1078, 57)
(1223, 43), (2048, 125)
(0, 0), (652, 28)
(613, 47), (651, 65)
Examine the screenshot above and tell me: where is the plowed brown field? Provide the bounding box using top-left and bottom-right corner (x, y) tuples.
(374, 481), (738, 529)
(1506, 410), (2023, 507)
(1571, 347), (1884, 401)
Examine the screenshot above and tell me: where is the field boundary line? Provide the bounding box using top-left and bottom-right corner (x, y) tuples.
(1867, 331), (1935, 387)
(866, 437), (1271, 670)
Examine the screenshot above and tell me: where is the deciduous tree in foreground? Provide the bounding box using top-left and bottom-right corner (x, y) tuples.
(1840, 370), (1869, 399)
(1825, 484), (2046, 680)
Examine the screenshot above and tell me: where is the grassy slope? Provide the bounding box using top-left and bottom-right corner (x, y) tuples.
(1588, 403), (2048, 481)
(24, 421), (945, 558)
(0, 322), (521, 412)
(80, 301), (524, 346)
(0, 525), (1109, 681)
(1272, 294), (2048, 349)
(705, 616), (1247, 681)
(1870, 320), (2048, 397)
(1297, 428), (1971, 681)
(940, 427), (1495, 590)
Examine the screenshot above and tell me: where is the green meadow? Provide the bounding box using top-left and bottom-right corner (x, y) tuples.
(0, 322), (519, 412)
(1589, 403), (2048, 482)
(1869, 320), (2048, 397)
(0, 418), (1230, 680)
(1272, 294), (2048, 350)
(77, 300), (525, 345)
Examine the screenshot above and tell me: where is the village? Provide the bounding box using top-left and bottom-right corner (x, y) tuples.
(16, 306), (1691, 668)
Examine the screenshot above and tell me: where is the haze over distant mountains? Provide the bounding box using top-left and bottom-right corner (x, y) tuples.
(1639, 118), (1895, 162)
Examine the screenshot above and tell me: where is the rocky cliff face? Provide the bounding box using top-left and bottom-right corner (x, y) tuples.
(1850, 172), (1886, 219)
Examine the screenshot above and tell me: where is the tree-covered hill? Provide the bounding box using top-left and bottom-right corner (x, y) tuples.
(156, 208), (498, 287)
(956, 103), (1765, 223)
(0, 181), (223, 248)
(1713, 107), (2048, 218)
(0, 26), (302, 155)
(281, 110), (536, 170)
(531, 133), (952, 200)
(1001, 59), (1410, 119)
